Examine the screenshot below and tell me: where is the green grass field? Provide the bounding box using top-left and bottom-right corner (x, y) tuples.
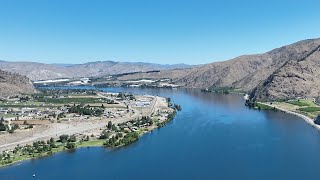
(77, 140), (105, 147)
(255, 103), (275, 110)
(286, 100), (320, 119)
(37, 97), (106, 104)
(298, 107), (320, 112)
(288, 101), (310, 106)
(287, 100), (317, 107)
(0, 114), (17, 118)
(0, 104), (57, 108)
(203, 87), (246, 94)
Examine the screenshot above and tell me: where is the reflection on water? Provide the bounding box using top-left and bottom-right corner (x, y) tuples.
(1, 87), (320, 180)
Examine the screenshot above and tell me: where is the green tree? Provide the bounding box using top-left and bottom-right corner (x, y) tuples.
(68, 135), (77, 142)
(174, 104), (182, 111)
(0, 122), (6, 131)
(107, 121), (112, 129)
(116, 132), (123, 139)
(12, 124), (19, 130)
(66, 142), (76, 149)
(48, 137), (56, 148)
(99, 130), (110, 139)
(33, 141), (40, 149)
(59, 134), (69, 143)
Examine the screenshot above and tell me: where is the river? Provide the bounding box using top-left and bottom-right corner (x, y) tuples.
(1, 87), (320, 180)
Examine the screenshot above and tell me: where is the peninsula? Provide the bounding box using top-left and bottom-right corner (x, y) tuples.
(0, 89), (178, 167)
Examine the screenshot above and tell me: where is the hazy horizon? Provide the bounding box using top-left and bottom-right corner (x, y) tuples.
(0, 59), (197, 65)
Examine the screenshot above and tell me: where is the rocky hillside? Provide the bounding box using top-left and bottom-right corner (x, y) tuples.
(175, 39), (320, 92)
(0, 61), (194, 81)
(175, 54), (273, 90)
(250, 39), (320, 101)
(0, 70), (36, 99)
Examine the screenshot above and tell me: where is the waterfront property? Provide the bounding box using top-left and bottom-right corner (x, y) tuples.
(0, 88), (176, 167)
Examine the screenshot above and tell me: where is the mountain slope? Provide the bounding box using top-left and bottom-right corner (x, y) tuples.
(0, 61), (72, 81)
(175, 54), (272, 89)
(0, 70), (36, 99)
(0, 61), (194, 81)
(175, 38), (320, 93)
(250, 39), (320, 100)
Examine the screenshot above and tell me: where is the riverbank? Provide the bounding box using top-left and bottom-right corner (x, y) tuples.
(0, 109), (177, 168)
(0, 89), (178, 168)
(201, 87), (246, 95)
(259, 102), (320, 131)
(0, 139), (112, 168)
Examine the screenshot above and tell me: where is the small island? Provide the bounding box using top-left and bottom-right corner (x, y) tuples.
(0, 89), (180, 167)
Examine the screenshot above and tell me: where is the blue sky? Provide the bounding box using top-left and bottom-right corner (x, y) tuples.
(0, 0), (320, 65)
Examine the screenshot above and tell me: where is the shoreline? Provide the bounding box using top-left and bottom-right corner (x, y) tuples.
(0, 91), (178, 168)
(259, 102), (320, 130)
(0, 109), (177, 168)
(0, 139), (106, 168)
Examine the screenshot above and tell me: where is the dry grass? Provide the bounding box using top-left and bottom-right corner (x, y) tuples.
(11, 120), (51, 125)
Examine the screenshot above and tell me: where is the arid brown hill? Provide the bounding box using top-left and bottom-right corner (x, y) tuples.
(0, 70), (36, 99)
(250, 39), (320, 101)
(175, 39), (320, 92)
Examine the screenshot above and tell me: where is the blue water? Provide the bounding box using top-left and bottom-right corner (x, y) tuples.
(1, 87), (320, 180)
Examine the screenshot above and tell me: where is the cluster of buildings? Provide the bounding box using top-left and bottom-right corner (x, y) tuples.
(133, 97), (153, 108)
(0, 108), (8, 115)
(0, 107), (68, 121)
(67, 78), (91, 85)
(33, 77), (91, 86)
(124, 79), (180, 88)
(103, 109), (130, 118)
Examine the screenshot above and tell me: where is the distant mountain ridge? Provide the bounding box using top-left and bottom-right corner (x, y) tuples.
(1, 38), (320, 101)
(0, 60), (195, 81)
